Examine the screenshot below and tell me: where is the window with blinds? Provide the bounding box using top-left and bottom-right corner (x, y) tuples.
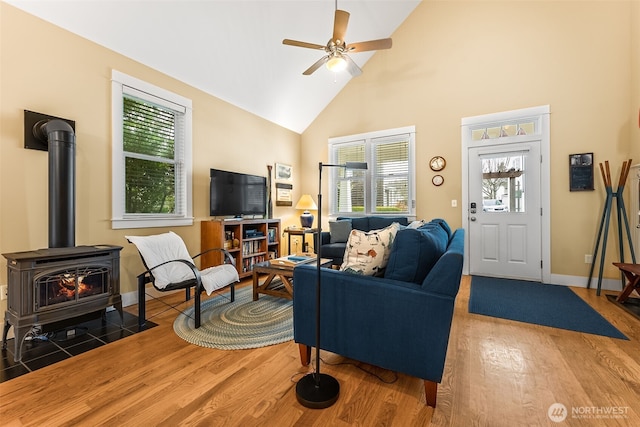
(111, 70), (193, 229)
(123, 96), (182, 215)
(329, 126), (415, 216)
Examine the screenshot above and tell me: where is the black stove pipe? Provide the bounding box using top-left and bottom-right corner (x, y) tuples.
(34, 119), (76, 248)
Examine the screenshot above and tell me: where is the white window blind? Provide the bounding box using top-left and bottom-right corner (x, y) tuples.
(372, 136), (410, 213)
(329, 126), (415, 216)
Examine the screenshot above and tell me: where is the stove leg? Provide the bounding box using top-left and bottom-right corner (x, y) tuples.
(11, 325), (31, 363)
(114, 301), (124, 327)
(2, 320), (10, 350)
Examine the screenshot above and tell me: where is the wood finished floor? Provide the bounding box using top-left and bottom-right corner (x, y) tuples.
(1, 276), (639, 426)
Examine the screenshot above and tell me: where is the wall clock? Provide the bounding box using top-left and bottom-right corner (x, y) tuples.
(429, 156), (446, 172)
(432, 174), (444, 186)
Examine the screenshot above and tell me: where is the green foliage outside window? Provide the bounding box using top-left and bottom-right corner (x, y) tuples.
(123, 97), (177, 214)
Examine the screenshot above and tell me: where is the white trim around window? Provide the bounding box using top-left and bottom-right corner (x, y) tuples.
(111, 70), (193, 229)
(328, 126), (416, 217)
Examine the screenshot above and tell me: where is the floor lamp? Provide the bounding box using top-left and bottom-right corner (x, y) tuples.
(296, 161), (368, 409)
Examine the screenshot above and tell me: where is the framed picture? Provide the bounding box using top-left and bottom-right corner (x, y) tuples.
(275, 163), (292, 182)
(275, 182), (293, 206)
(569, 153), (594, 191)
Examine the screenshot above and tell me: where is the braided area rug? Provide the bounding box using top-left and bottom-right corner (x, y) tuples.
(173, 285), (293, 350)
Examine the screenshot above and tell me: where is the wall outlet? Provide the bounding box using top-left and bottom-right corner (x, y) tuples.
(584, 254), (593, 264)
(0, 285), (7, 301)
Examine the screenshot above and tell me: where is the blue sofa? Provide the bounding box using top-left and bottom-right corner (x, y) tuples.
(317, 216), (410, 266)
(294, 221), (464, 407)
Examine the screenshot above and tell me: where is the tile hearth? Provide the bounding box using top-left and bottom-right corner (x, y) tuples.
(1, 310), (157, 383)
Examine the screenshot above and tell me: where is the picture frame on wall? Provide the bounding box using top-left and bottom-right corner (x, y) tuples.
(275, 163), (292, 182)
(569, 152), (594, 191)
(275, 182), (293, 206)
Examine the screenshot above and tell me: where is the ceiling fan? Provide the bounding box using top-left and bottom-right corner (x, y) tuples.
(282, 5), (392, 77)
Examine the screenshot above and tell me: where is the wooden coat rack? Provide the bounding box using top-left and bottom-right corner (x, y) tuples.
(587, 159), (635, 295)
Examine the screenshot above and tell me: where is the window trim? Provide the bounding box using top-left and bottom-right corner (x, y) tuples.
(328, 126), (416, 217)
(111, 70), (193, 229)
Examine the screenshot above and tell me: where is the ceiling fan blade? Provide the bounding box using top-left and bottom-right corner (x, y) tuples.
(333, 9), (350, 43)
(344, 55), (362, 77)
(303, 55), (330, 75)
(347, 38), (393, 53)
(282, 39), (326, 50)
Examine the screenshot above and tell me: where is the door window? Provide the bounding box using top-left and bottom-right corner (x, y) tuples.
(480, 153), (526, 213)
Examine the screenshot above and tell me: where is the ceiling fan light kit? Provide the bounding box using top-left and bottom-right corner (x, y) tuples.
(326, 54), (347, 72)
(282, 7), (392, 77)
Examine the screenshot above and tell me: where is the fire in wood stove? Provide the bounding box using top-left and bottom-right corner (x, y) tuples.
(38, 266), (109, 307)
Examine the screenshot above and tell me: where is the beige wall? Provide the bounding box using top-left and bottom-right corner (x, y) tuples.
(1, 0), (638, 327)
(301, 0), (636, 280)
(0, 4), (301, 322)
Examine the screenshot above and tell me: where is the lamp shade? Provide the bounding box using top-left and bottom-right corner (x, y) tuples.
(295, 194), (317, 228)
(295, 194), (317, 211)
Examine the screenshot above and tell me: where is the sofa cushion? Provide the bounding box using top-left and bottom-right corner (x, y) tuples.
(369, 216), (409, 230)
(340, 223), (400, 276)
(429, 218), (452, 239)
(384, 225), (449, 284)
(417, 223), (449, 251)
(348, 217), (370, 231)
(407, 220), (426, 229)
(329, 220), (352, 243)
(321, 242), (350, 261)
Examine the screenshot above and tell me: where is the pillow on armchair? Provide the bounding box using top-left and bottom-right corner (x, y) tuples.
(340, 223), (400, 276)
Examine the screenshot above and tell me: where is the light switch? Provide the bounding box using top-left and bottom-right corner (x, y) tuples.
(451, 200), (457, 207)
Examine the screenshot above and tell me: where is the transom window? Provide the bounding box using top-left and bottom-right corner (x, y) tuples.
(328, 126), (416, 216)
(111, 70), (193, 229)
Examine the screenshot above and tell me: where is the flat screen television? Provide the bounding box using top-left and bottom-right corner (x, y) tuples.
(210, 168), (267, 217)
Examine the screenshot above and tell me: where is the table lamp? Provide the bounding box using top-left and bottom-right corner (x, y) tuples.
(295, 194), (317, 228)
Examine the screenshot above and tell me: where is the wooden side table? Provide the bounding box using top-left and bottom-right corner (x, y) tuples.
(612, 262), (640, 302)
(283, 228), (317, 255)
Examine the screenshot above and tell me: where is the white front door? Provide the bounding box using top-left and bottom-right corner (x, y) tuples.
(468, 142), (542, 281)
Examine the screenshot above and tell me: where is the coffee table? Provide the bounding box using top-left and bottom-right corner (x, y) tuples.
(252, 255), (332, 301)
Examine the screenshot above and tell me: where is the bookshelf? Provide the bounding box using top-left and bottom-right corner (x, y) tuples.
(200, 218), (281, 279)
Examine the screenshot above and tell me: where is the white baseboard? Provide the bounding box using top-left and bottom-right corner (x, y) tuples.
(548, 273), (623, 292)
(121, 287), (181, 308)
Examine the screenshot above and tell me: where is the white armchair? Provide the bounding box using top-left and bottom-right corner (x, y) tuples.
(126, 231), (239, 328)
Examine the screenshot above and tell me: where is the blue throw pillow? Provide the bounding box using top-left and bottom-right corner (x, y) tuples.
(329, 220), (352, 243)
(429, 218), (452, 240)
(384, 227), (446, 284)
(417, 223), (449, 252)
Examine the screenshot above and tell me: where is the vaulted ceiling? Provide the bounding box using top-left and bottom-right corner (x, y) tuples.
(7, 0), (421, 133)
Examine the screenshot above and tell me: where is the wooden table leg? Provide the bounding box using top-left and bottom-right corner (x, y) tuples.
(277, 273), (294, 297)
(617, 270), (640, 303)
(253, 270), (259, 301)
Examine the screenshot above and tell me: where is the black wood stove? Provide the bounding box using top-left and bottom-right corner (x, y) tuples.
(2, 246), (122, 361)
(2, 116), (122, 361)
